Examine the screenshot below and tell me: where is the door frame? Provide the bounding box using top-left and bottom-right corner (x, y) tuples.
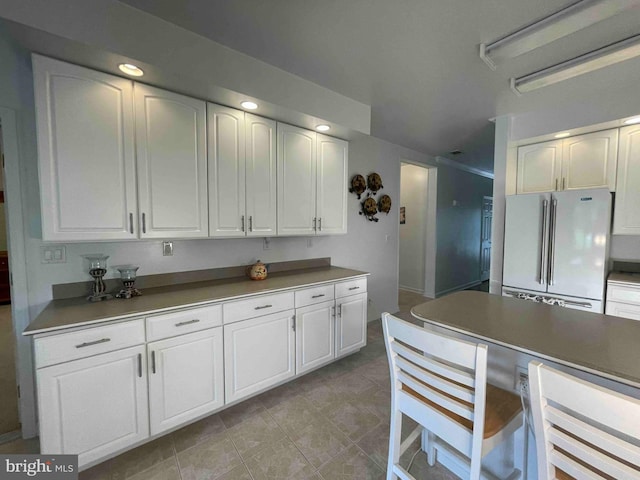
(0, 107), (37, 438)
(480, 195), (493, 282)
(398, 160), (437, 298)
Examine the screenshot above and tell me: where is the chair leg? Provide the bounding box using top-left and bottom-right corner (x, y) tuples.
(426, 431), (436, 466)
(387, 409), (403, 480)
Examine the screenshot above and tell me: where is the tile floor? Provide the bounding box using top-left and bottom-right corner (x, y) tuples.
(3, 290), (458, 480)
(0, 303), (20, 436)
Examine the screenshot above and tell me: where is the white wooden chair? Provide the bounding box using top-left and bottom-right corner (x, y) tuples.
(382, 312), (523, 480)
(528, 361), (640, 480)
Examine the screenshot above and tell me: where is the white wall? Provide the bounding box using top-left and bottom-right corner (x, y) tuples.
(399, 163), (429, 293)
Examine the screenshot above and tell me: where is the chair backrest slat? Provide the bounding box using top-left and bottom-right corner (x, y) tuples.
(529, 361), (640, 480)
(395, 355), (476, 404)
(398, 370), (475, 421)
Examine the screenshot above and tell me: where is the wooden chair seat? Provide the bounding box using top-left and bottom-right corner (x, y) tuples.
(403, 383), (522, 439)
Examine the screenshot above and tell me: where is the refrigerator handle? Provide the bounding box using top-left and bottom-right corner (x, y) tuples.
(548, 197), (558, 286)
(539, 200), (548, 284)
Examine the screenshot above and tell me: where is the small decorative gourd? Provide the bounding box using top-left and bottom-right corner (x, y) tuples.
(247, 260), (268, 280)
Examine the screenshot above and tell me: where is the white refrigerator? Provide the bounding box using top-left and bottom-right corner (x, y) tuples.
(502, 188), (611, 313)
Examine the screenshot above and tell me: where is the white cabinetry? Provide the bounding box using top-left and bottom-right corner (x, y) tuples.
(37, 345), (148, 466)
(224, 310), (296, 403)
(316, 134), (348, 235)
(295, 299), (335, 375)
(606, 280), (640, 321)
(516, 129), (618, 194)
(135, 84), (208, 238)
(335, 278), (368, 356)
(613, 124), (640, 235)
(208, 107), (278, 237)
(33, 54), (138, 241)
(148, 328), (224, 435)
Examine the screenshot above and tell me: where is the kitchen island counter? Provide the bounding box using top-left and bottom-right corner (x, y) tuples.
(26, 266), (368, 335)
(411, 291), (640, 389)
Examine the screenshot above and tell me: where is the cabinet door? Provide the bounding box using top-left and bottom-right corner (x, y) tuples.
(316, 134), (348, 235)
(246, 113), (277, 237)
(277, 124), (317, 235)
(605, 301), (640, 321)
(336, 293), (367, 357)
(148, 328), (224, 435)
(33, 54), (138, 241)
(224, 310), (295, 403)
(37, 345), (148, 468)
(296, 300), (335, 375)
(613, 125), (640, 234)
(516, 140), (562, 194)
(208, 104), (246, 237)
(562, 129), (618, 191)
(135, 84), (208, 238)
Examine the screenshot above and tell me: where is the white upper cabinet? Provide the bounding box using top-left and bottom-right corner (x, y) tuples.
(135, 84), (208, 238)
(245, 114), (277, 237)
(277, 124), (317, 235)
(562, 129), (618, 191)
(316, 134), (348, 235)
(33, 55), (138, 241)
(516, 140), (562, 194)
(208, 104), (246, 237)
(517, 129), (618, 195)
(613, 125), (640, 235)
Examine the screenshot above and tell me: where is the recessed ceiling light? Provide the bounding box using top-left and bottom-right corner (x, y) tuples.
(240, 101), (258, 110)
(554, 132), (571, 138)
(624, 116), (640, 125)
(316, 125), (331, 132)
(118, 63), (144, 77)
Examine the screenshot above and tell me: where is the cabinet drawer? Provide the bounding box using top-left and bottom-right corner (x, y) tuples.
(335, 277), (367, 298)
(606, 284), (640, 305)
(146, 304), (222, 342)
(606, 301), (640, 321)
(34, 319), (145, 368)
(295, 284), (335, 308)
(223, 292), (294, 324)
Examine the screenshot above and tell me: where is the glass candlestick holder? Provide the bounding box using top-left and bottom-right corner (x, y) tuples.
(85, 254), (113, 302)
(115, 265), (142, 299)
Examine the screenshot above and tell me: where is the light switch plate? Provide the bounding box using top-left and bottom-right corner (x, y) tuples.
(41, 246), (66, 264)
(163, 241), (173, 256)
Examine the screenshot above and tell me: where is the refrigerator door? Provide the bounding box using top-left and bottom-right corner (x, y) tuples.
(547, 188), (611, 299)
(503, 193), (550, 292)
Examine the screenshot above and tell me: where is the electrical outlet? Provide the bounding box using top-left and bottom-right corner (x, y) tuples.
(263, 238), (271, 250)
(41, 246), (66, 264)
(514, 365), (529, 392)
(162, 241), (173, 256)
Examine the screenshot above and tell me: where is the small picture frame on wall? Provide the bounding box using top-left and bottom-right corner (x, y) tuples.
(400, 207), (406, 224)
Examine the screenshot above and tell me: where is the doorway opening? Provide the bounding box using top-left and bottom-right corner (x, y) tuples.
(480, 196), (493, 283)
(398, 161), (437, 301)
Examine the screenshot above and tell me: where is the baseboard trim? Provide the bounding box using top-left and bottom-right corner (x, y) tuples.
(435, 280), (481, 298)
(399, 285), (425, 295)
(0, 430), (21, 445)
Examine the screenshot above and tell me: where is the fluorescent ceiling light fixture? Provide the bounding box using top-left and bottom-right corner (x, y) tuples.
(624, 116), (640, 125)
(240, 101), (258, 110)
(511, 34), (640, 94)
(554, 132), (571, 138)
(480, 0), (640, 70)
(118, 63), (144, 77)
(316, 124), (331, 132)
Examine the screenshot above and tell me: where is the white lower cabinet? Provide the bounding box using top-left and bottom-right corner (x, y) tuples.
(336, 292), (367, 356)
(37, 345), (149, 467)
(148, 328), (224, 435)
(224, 309), (296, 403)
(295, 300), (335, 375)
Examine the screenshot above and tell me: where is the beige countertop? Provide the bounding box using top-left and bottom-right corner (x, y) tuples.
(608, 272), (640, 286)
(411, 291), (640, 389)
(26, 266), (368, 335)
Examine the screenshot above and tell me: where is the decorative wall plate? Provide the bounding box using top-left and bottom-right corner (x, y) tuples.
(367, 172), (383, 194)
(360, 197), (379, 222)
(349, 174), (367, 199)
(378, 194), (392, 214)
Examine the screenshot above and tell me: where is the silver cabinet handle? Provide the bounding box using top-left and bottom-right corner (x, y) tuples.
(539, 200), (548, 285)
(348, 286), (360, 291)
(137, 353), (142, 378)
(129, 213), (134, 234)
(249, 216), (253, 232)
(311, 294), (325, 298)
(75, 338), (110, 348)
(548, 198), (558, 286)
(313, 217), (317, 231)
(331, 305), (336, 318)
(151, 351), (156, 374)
(562, 178), (566, 190)
(255, 304), (272, 310)
(291, 316), (296, 332)
(318, 218), (322, 231)
(142, 213), (147, 234)
(175, 319), (200, 327)
(338, 304), (342, 316)
(555, 178), (558, 191)
(241, 215), (245, 232)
